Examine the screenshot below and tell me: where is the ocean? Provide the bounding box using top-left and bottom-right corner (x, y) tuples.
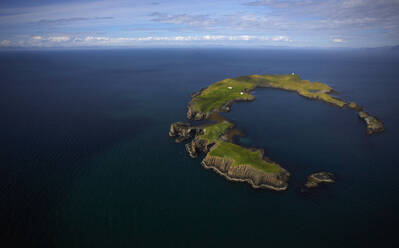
(1, 48), (398, 247)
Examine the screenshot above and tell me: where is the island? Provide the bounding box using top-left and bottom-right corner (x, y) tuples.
(303, 172), (335, 189)
(170, 73), (384, 191)
(170, 120), (290, 190)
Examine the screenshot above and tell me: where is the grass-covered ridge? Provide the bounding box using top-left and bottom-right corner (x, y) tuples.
(261, 74), (346, 107)
(261, 74), (331, 92)
(198, 121), (233, 142)
(209, 142), (281, 174)
(189, 73), (346, 116)
(190, 78), (257, 113)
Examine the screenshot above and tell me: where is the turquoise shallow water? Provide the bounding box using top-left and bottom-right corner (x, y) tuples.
(1, 49), (399, 247)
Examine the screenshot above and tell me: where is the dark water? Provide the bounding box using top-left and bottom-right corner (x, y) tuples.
(1, 49), (398, 247)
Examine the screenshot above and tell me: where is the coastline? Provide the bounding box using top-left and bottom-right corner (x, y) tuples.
(187, 75), (384, 135)
(172, 73), (385, 191)
(201, 155), (289, 191)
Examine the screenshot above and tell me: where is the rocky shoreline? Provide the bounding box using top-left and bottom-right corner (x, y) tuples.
(187, 97), (255, 121)
(168, 120), (289, 191)
(202, 154), (289, 191)
(171, 73), (385, 192)
(185, 137), (215, 158)
(358, 111), (385, 135)
(304, 172), (335, 189)
(186, 75), (385, 134)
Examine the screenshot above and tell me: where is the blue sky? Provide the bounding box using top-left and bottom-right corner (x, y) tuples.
(0, 0), (398, 48)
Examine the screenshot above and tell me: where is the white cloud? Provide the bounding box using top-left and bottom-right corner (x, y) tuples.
(0, 40), (11, 47)
(9, 34), (293, 47)
(84, 36), (110, 41)
(272, 36), (291, 41)
(151, 13), (217, 27)
(36, 17), (114, 25)
(81, 35), (292, 43)
(31, 35), (70, 42)
(244, 0), (399, 44)
(333, 38), (344, 43)
(48, 36), (70, 42)
(0, 0), (398, 48)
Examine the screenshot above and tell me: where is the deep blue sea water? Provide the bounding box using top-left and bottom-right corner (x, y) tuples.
(1, 48), (399, 247)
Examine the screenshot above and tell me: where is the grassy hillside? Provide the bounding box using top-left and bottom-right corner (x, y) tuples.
(189, 73), (346, 116)
(209, 142), (281, 174)
(198, 121), (233, 142)
(190, 78), (256, 113)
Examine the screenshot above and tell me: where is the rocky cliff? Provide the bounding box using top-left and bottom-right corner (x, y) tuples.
(169, 122), (203, 143)
(358, 111), (385, 135)
(186, 104), (209, 120)
(304, 172), (335, 189)
(185, 137), (215, 158)
(201, 155), (290, 191)
(171, 73), (387, 193)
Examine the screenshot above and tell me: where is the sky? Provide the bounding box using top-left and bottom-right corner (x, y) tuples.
(0, 0), (398, 48)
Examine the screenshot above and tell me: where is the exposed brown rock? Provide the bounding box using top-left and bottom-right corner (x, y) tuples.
(358, 111), (385, 135)
(169, 122), (203, 143)
(186, 104), (209, 120)
(201, 155), (290, 191)
(304, 172), (335, 189)
(187, 96), (254, 121)
(185, 137), (215, 158)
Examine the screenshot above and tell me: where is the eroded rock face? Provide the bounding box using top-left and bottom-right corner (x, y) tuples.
(201, 155), (290, 191)
(186, 105), (208, 120)
(358, 111), (384, 135)
(169, 122), (203, 143)
(185, 138), (215, 158)
(304, 172), (335, 189)
(187, 89), (208, 120)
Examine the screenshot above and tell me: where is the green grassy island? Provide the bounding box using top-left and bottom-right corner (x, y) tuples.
(209, 142), (281, 174)
(187, 73), (347, 120)
(170, 73), (384, 191)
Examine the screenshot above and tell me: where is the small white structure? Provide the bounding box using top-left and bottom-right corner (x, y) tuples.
(291, 72), (295, 75)
(240, 92), (244, 95)
(228, 86), (232, 90)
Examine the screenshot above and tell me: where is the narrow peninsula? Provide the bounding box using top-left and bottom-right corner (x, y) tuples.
(170, 73), (384, 191)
